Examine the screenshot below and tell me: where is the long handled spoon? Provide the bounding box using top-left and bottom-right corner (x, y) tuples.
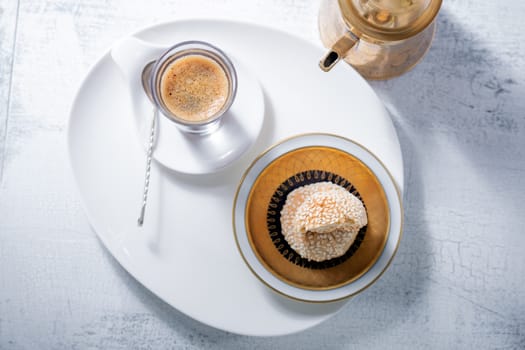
(137, 61), (157, 226)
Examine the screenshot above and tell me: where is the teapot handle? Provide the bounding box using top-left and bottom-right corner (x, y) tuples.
(319, 31), (359, 72)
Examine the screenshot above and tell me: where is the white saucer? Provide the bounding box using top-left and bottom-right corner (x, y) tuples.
(113, 47), (264, 174)
(68, 19), (404, 336)
(234, 133), (403, 302)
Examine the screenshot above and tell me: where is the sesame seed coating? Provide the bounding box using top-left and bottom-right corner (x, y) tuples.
(280, 182), (367, 262)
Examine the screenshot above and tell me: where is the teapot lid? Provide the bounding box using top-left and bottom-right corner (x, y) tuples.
(339, 0), (442, 41)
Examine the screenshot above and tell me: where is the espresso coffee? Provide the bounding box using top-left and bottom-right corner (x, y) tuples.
(160, 55), (230, 122)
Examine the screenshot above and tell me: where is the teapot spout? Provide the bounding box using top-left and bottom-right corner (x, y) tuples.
(319, 31), (359, 72)
(320, 51), (342, 72)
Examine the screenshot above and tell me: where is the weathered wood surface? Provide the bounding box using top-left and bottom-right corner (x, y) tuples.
(0, 0), (524, 348)
(0, 0), (18, 182)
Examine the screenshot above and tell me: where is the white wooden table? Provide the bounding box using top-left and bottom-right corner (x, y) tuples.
(1, 1), (524, 348)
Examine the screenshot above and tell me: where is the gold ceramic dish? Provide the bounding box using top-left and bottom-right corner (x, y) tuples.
(244, 146), (390, 291)
(233, 133), (403, 302)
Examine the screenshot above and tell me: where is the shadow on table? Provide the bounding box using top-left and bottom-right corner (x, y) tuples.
(99, 7), (524, 348)
(370, 8), (525, 218)
(287, 6), (525, 349)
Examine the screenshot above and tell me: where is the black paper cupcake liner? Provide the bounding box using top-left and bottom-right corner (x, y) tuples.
(266, 169), (367, 270)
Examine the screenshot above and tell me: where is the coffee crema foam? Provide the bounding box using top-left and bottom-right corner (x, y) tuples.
(160, 55), (229, 122)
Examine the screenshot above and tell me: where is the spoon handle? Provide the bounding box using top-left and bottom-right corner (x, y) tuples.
(137, 108), (157, 226)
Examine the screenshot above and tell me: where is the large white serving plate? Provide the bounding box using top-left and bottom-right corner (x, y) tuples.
(67, 19), (404, 336)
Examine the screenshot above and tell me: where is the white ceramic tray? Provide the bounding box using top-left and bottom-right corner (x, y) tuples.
(68, 19), (404, 336)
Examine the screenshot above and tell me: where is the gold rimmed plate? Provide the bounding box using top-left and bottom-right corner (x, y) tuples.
(233, 133), (403, 303)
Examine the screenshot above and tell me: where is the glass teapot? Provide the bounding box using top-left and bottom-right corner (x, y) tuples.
(319, 0), (442, 79)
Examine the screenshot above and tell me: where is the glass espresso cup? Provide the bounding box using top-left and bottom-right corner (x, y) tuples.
(149, 41), (237, 134)
(145, 41), (237, 134)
